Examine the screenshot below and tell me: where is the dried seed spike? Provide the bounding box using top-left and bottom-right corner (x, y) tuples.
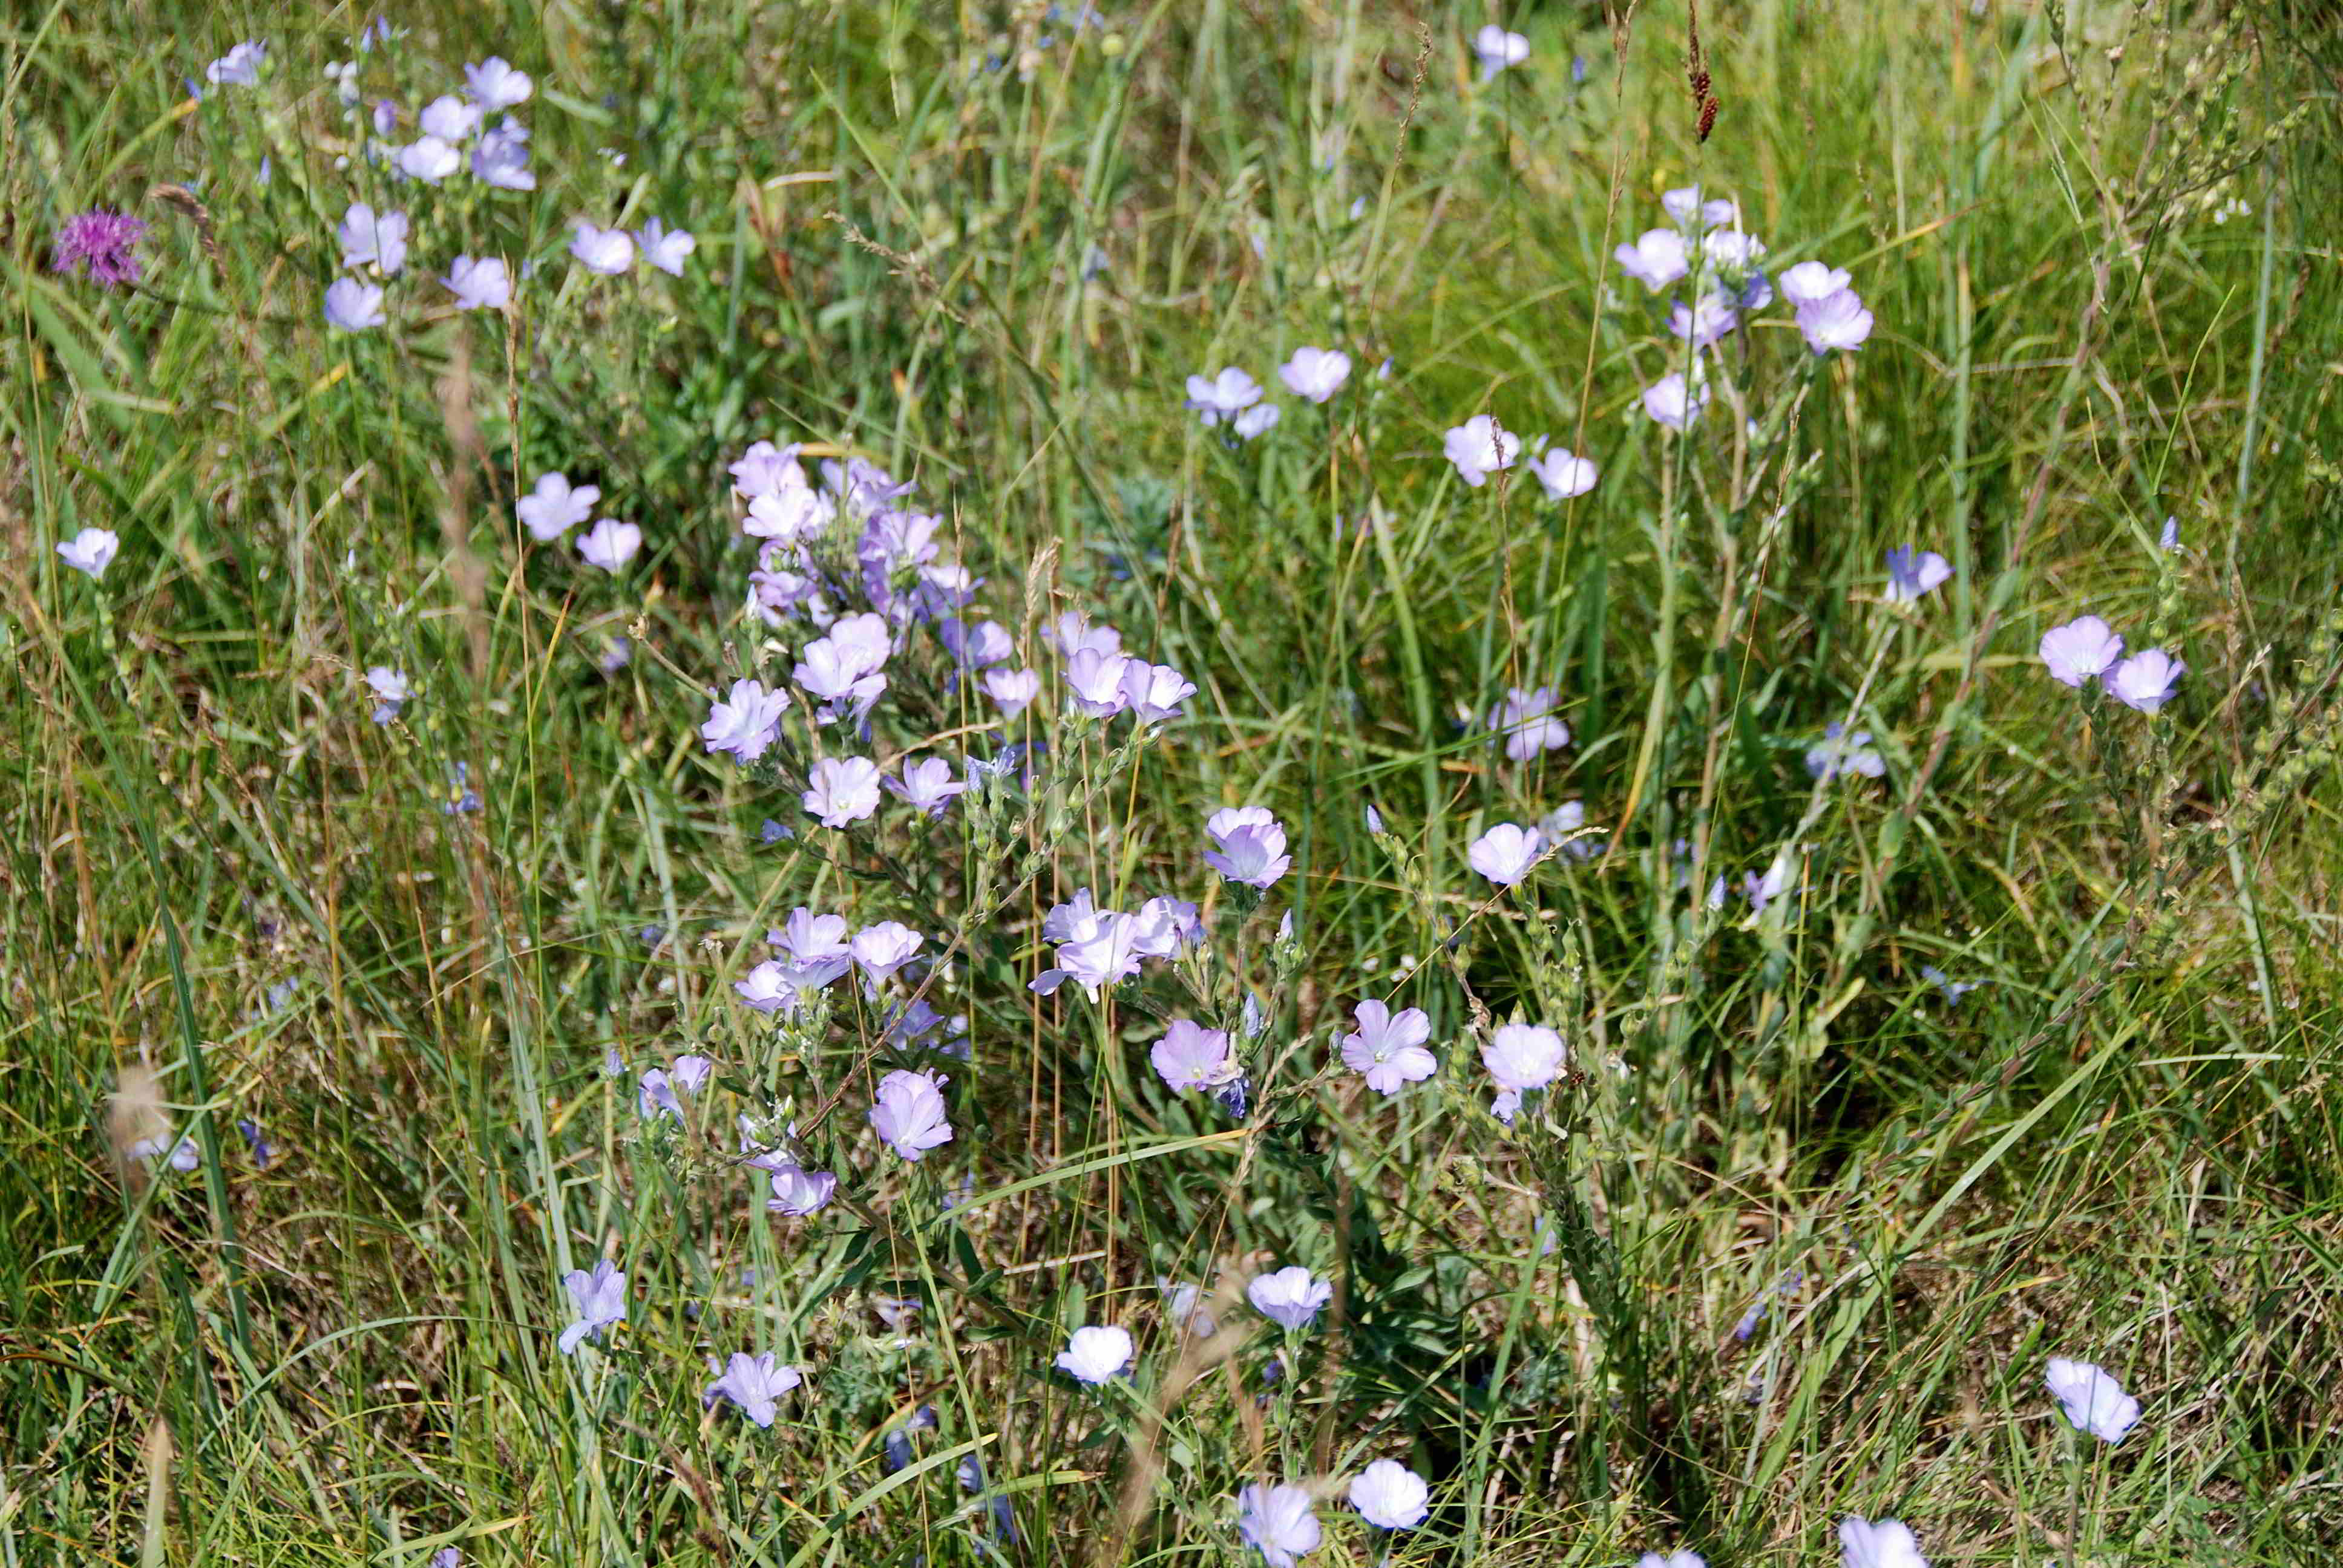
(1699, 97), (1722, 143)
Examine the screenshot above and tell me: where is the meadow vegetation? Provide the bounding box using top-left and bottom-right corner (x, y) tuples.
(5, 1), (2342, 1564)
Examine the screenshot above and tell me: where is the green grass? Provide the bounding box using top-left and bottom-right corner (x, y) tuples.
(6, 1), (2343, 1564)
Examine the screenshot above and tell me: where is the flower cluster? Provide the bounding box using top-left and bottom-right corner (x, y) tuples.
(1184, 345), (1353, 442)
(2039, 614), (2184, 713)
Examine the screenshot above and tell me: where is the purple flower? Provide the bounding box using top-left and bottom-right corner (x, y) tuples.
(733, 961), (796, 1014)
(2039, 615), (2125, 688)
(1247, 1266), (1332, 1330)
(1527, 445), (1596, 500)
(772, 907), (853, 980)
(1779, 260), (1850, 305)
(868, 1068), (952, 1160)
(324, 278), (385, 332)
(2045, 1356), (2141, 1443)
(1055, 1324), (1133, 1383)
(1804, 722), (1885, 782)
(1278, 347), (1351, 402)
(703, 1351), (802, 1428)
(984, 666), (1045, 720)
(557, 1258), (626, 1353)
(1884, 546), (1951, 603)
(205, 41), (266, 86)
(1185, 367), (1263, 426)
(802, 756), (882, 827)
(238, 1117), (274, 1168)
(730, 440), (804, 498)
(56, 528), (120, 580)
(1481, 1023), (1564, 1091)
(1121, 662), (1198, 725)
(702, 678), (790, 763)
(365, 666), (410, 724)
(1204, 806), (1292, 889)
(850, 921), (923, 985)
(396, 136), (461, 182)
(464, 56), (532, 111)
(1064, 647), (1135, 718)
(1030, 911), (1147, 998)
(1232, 403), (1281, 441)
(517, 472), (598, 541)
(940, 618), (1014, 670)
(1662, 186), (1739, 229)
(1640, 373), (1707, 430)
(1796, 289), (1875, 353)
(2160, 515), (2181, 552)
(337, 204), (408, 276)
(886, 756), (968, 817)
(576, 518), (642, 571)
(1237, 1483), (1322, 1568)
(637, 218), (696, 276)
(1048, 612), (1124, 659)
(765, 1161), (837, 1216)
(52, 209), (149, 289)
(1838, 1517), (1929, 1568)
(1472, 25), (1530, 80)
(1490, 685), (1570, 760)
(471, 117), (535, 189)
(571, 222), (634, 275)
(2106, 648), (2184, 713)
(1348, 1459), (1430, 1529)
(1467, 823), (1544, 887)
(1151, 1019), (1237, 1091)
(1443, 414), (1518, 487)
(638, 1055), (712, 1122)
(1668, 293), (1739, 347)
(1340, 1001), (1436, 1095)
(1637, 1555), (1708, 1568)
(1614, 229), (1690, 291)
(1743, 852), (1794, 913)
(442, 255), (511, 310)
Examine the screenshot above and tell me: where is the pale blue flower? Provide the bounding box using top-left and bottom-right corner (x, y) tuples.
(1204, 806), (1291, 887)
(1443, 414), (1518, 486)
(1795, 289), (1874, 353)
(1348, 1459), (1429, 1529)
(1232, 403), (1280, 440)
(1491, 685), (1570, 759)
(1467, 823), (1544, 886)
(557, 1258), (626, 1353)
(1614, 229), (1690, 291)
(2106, 648), (2184, 713)
(1277, 346), (1351, 402)
(570, 222), (634, 275)
(637, 218), (695, 276)
(1640, 372), (1706, 430)
(1838, 1517), (1928, 1568)
(471, 118), (534, 189)
(517, 472), (598, 541)
(1150, 1019), (1237, 1091)
(1481, 1023), (1563, 1091)
(1064, 648), (1133, 717)
(1237, 1483), (1321, 1567)
(395, 136), (461, 182)
(1341, 1001), (1435, 1095)
(701, 678), (790, 762)
(205, 41), (266, 87)
(324, 278), (385, 332)
(802, 757), (882, 826)
(850, 921), (923, 985)
(868, 1069), (952, 1160)
(1778, 260), (1850, 304)
(1884, 546), (1951, 603)
(464, 56), (532, 110)
(337, 203), (408, 275)
(56, 528), (119, 580)
(2160, 515), (2181, 552)
(2045, 1356), (2141, 1443)
(1669, 293), (1738, 347)
(1471, 25), (1530, 80)
(1185, 367), (1263, 426)
(1055, 1324), (1133, 1383)
(1247, 1266), (1331, 1330)
(1804, 722), (1885, 782)
(887, 756), (968, 817)
(2039, 615), (2124, 687)
(703, 1351), (801, 1428)
(575, 518), (641, 571)
(1526, 445), (1596, 500)
(419, 94), (480, 142)
(442, 255), (511, 310)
